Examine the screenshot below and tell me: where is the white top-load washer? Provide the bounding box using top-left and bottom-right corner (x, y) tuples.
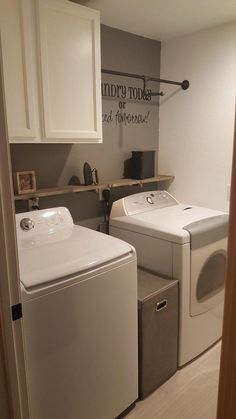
(16, 207), (138, 419)
(110, 190), (228, 366)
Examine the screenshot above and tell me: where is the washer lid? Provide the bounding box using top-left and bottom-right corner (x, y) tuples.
(18, 225), (133, 290)
(110, 204), (227, 244)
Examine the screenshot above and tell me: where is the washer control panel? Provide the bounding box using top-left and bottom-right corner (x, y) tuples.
(16, 207), (73, 237)
(111, 190), (179, 217)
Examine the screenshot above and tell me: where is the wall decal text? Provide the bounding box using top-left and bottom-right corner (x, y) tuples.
(102, 83), (152, 101)
(102, 82), (154, 125)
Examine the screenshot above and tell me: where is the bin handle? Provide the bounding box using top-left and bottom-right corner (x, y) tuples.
(155, 300), (168, 312)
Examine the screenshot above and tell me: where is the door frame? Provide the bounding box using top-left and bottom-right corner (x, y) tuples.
(0, 38), (30, 419)
(217, 108), (236, 418)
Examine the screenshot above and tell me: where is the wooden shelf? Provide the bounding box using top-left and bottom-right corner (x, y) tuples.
(14, 175), (174, 201)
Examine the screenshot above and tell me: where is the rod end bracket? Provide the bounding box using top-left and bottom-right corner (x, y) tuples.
(182, 80), (190, 90)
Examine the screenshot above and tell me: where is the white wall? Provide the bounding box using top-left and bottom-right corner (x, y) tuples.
(159, 22), (236, 211)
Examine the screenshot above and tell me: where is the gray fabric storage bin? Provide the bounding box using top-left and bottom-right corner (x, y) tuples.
(138, 269), (179, 399)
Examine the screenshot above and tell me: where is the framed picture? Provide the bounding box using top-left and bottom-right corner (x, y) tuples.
(14, 171), (37, 195)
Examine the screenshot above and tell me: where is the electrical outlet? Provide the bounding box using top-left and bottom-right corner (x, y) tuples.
(227, 184), (231, 201)
(28, 197), (39, 211)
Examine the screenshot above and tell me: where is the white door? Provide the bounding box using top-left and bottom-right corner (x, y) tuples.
(0, 0), (38, 141)
(0, 38), (30, 418)
(37, 0), (102, 142)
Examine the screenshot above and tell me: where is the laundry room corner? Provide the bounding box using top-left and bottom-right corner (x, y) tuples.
(1, 1), (236, 418)
(158, 22), (236, 211)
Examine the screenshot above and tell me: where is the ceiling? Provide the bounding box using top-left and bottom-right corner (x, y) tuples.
(77, 0), (236, 41)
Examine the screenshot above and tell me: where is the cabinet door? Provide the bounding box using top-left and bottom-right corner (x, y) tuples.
(37, 0), (102, 143)
(0, 0), (38, 141)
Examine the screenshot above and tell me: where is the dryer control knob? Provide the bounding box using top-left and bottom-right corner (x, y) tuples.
(146, 196), (154, 204)
(20, 218), (35, 231)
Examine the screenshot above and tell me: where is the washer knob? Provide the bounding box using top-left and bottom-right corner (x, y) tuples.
(20, 218), (35, 231)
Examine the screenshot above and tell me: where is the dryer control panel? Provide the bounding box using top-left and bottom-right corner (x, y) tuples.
(111, 190), (179, 217)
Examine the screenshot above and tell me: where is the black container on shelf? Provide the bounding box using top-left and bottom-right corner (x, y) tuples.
(125, 150), (155, 180)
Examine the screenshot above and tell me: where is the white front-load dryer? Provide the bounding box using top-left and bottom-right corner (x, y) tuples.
(109, 190), (228, 366)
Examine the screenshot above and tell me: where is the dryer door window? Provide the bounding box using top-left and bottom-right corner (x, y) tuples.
(190, 238), (226, 316)
(196, 251), (226, 301)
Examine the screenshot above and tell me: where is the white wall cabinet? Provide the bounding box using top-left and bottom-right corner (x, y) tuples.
(0, 0), (38, 141)
(37, 0), (102, 142)
(0, 0), (102, 143)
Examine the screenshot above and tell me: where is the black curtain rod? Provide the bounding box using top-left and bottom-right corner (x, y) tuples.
(101, 68), (190, 90)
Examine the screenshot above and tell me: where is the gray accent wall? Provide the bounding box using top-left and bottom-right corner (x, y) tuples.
(11, 25), (161, 225)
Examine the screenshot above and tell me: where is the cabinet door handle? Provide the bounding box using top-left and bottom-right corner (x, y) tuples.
(155, 300), (168, 311)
